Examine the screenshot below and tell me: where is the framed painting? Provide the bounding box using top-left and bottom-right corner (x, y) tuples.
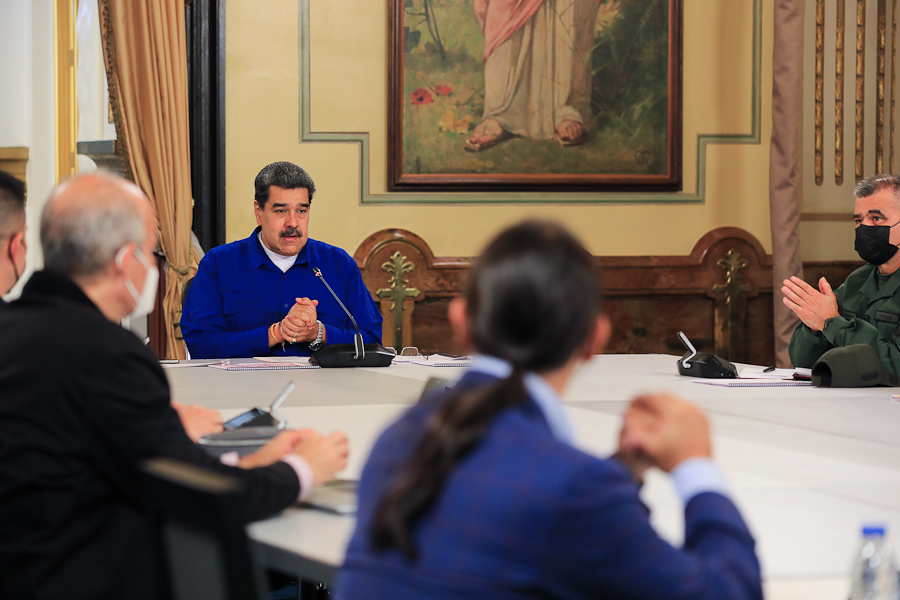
(388, 0), (683, 192)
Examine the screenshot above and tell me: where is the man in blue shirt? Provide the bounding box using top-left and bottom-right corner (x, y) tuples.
(182, 162), (382, 358)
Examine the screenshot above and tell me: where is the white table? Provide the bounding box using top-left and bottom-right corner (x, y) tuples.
(166, 355), (900, 600)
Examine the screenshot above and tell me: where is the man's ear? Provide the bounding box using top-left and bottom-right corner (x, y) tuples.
(114, 243), (137, 276)
(253, 201), (263, 225)
(9, 231), (26, 261)
(448, 297), (471, 351)
(583, 314), (612, 359)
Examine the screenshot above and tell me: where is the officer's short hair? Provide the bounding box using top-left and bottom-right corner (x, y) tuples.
(855, 174), (900, 204)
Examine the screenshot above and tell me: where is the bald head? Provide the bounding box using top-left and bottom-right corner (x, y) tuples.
(41, 172), (154, 280)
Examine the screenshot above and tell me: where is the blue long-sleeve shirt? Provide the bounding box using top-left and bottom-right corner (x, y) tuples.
(181, 229), (382, 359)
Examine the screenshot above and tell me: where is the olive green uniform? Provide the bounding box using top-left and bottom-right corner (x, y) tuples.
(789, 264), (900, 375)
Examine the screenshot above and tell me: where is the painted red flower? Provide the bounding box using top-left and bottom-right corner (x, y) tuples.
(410, 88), (434, 105)
(434, 84), (452, 96)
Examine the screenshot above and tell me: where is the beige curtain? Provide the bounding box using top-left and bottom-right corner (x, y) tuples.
(99, 0), (198, 359)
(769, 0), (805, 367)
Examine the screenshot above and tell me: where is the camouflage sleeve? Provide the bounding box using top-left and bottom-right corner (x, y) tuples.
(788, 321), (834, 368)
(820, 316), (900, 376)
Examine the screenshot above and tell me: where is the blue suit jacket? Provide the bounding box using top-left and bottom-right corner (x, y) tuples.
(182, 229), (382, 358)
(336, 371), (762, 600)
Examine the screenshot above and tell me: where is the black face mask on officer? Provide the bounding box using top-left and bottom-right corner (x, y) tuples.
(855, 221), (900, 265)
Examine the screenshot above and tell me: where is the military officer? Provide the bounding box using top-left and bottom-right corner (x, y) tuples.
(785, 174), (900, 375)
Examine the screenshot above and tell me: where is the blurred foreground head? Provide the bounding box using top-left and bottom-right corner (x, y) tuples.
(460, 219), (603, 371)
(42, 172), (158, 321)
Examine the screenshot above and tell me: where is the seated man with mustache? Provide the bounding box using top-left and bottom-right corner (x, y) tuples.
(182, 162), (383, 359)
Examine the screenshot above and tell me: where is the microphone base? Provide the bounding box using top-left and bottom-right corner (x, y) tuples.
(310, 344), (395, 368)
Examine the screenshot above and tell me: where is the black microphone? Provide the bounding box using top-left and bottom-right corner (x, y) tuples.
(309, 267), (394, 368)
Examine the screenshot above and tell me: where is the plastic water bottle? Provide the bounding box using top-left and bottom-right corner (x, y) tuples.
(849, 525), (899, 600)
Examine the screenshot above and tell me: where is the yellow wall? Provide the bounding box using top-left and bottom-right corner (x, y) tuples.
(226, 0), (773, 258)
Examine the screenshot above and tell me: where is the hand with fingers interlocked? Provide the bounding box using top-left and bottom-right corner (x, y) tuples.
(279, 297), (320, 344)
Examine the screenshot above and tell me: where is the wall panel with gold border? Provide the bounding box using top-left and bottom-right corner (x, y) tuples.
(225, 0), (774, 259)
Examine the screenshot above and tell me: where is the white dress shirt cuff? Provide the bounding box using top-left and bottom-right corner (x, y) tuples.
(219, 451), (313, 502)
(670, 457), (730, 505)
(281, 454), (315, 502)
(219, 451), (240, 466)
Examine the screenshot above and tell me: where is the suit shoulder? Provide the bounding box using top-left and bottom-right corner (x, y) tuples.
(308, 239), (357, 263)
(202, 235), (252, 262)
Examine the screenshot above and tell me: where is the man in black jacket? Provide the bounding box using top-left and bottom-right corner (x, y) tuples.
(0, 172), (349, 600)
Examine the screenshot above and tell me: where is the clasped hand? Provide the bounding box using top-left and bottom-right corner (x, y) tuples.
(781, 276), (839, 332)
(617, 393), (712, 476)
(280, 297), (319, 343)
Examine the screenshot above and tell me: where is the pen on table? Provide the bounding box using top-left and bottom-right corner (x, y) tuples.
(763, 366), (776, 373)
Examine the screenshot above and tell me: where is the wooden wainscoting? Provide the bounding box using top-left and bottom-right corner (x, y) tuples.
(355, 228), (862, 365)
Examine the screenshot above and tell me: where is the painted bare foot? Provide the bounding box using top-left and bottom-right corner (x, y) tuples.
(465, 118), (512, 152)
(554, 120), (587, 146)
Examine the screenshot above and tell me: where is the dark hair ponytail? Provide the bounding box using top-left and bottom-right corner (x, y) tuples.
(371, 221), (601, 559)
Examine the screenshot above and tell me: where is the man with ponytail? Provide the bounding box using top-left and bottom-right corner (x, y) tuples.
(336, 221), (761, 600)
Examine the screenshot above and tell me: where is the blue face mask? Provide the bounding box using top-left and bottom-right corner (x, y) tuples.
(855, 222), (900, 265)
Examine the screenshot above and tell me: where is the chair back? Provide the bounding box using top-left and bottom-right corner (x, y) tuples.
(182, 276), (195, 312)
(142, 457), (267, 600)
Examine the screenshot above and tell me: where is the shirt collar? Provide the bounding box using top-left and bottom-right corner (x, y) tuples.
(466, 355), (575, 444)
(250, 227), (310, 271)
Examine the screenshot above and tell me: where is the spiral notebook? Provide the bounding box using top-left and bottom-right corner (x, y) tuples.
(693, 379), (812, 387)
(209, 359), (319, 371)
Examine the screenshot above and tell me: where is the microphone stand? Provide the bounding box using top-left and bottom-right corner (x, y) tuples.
(309, 267), (394, 368)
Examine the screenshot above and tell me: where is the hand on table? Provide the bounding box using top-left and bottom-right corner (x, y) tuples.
(280, 298), (319, 344)
(781, 276), (839, 332)
(239, 430), (308, 469)
(173, 402), (223, 442)
(294, 430), (349, 486)
(617, 393), (711, 473)
(237, 429), (349, 485)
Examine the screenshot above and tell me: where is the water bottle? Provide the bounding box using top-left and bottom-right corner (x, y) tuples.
(849, 525), (899, 600)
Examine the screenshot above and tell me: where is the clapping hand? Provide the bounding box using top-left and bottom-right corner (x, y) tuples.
(781, 276), (840, 332)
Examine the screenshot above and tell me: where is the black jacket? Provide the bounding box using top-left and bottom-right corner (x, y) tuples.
(0, 271), (300, 600)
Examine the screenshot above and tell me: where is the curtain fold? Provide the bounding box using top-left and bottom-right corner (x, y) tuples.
(99, 0), (198, 359)
(769, 0), (806, 367)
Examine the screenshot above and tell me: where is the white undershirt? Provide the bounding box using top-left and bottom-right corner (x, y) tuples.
(258, 232), (299, 273)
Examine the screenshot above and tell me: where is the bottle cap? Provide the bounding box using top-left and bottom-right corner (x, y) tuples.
(862, 525), (886, 536)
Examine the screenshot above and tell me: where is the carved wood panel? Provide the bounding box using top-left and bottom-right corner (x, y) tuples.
(355, 227), (862, 364)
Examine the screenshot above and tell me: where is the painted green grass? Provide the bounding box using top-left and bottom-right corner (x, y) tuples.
(401, 0), (669, 176)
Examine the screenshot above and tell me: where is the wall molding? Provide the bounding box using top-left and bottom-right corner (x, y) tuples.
(297, 0), (763, 205)
(0, 147), (29, 188)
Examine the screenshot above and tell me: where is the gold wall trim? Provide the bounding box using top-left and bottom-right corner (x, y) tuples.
(877, 0), (887, 174)
(816, 0), (825, 185)
(837, 0), (846, 184)
(892, 0), (897, 172)
(856, 0), (867, 182)
(801, 212), (853, 221)
(54, 0), (78, 184)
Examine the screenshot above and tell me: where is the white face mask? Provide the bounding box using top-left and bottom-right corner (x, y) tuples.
(116, 246), (159, 319)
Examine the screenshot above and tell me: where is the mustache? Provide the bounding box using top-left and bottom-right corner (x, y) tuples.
(280, 228), (302, 238)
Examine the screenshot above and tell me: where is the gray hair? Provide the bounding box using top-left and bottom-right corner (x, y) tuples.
(854, 174), (900, 202)
(41, 187), (146, 279)
(254, 162), (316, 207)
